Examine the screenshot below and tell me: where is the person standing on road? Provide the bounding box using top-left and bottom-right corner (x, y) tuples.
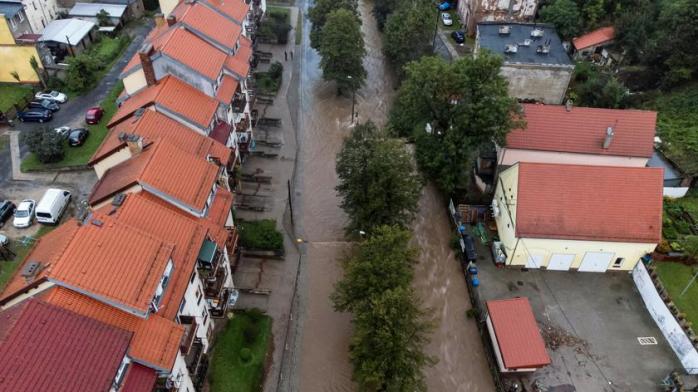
(290, 50), (294, 60)
(284, 51), (288, 61)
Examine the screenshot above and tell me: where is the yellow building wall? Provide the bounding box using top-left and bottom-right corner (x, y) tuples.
(93, 147), (133, 178)
(0, 16), (41, 83)
(123, 69), (147, 95)
(493, 164), (656, 272)
(0, 15), (14, 44)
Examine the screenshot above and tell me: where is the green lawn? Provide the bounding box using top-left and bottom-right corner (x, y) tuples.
(295, 10), (302, 45)
(656, 261), (698, 327)
(208, 310), (273, 392)
(21, 81), (124, 171)
(0, 225), (56, 291)
(0, 85), (33, 113)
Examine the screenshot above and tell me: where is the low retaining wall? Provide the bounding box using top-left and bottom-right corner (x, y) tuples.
(633, 261), (698, 373)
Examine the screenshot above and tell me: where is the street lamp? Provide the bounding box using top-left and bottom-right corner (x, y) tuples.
(347, 75), (356, 124)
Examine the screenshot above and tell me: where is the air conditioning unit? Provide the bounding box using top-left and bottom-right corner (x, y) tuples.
(531, 28), (544, 38)
(498, 25), (511, 35)
(504, 44), (518, 54)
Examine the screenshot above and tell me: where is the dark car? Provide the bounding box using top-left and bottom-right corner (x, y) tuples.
(0, 200), (16, 227)
(28, 99), (60, 112)
(68, 128), (89, 146)
(85, 107), (104, 125)
(17, 109), (52, 123)
(451, 30), (465, 44)
(462, 234), (477, 262)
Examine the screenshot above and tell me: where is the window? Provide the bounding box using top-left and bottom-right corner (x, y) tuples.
(190, 272), (196, 284)
(9, 17), (16, 29)
(17, 11), (24, 21)
(178, 298), (186, 315)
(196, 288), (203, 306)
(202, 308), (209, 326)
(613, 257), (624, 268)
(113, 359), (129, 388)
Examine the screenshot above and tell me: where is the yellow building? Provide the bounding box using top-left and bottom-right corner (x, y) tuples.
(0, 15), (42, 84)
(492, 162), (663, 272)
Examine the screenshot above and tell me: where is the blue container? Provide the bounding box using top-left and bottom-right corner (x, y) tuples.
(468, 265), (478, 275)
(471, 276), (480, 287)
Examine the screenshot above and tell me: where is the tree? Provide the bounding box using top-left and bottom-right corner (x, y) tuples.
(581, 0), (604, 29)
(653, 0), (698, 87)
(372, 0), (401, 29)
(308, 0), (358, 49)
(96, 9), (111, 26)
(9, 70), (20, 83)
(318, 9), (366, 93)
(388, 54), (519, 194)
(336, 122), (422, 234)
(539, 0), (580, 39)
(383, 0), (433, 75)
(29, 55), (46, 89)
(65, 53), (101, 93)
(21, 127), (65, 163)
(615, 0), (658, 64)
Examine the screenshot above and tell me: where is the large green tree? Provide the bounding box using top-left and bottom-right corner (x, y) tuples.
(539, 0), (581, 39)
(21, 127), (65, 163)
(389, 54), (519, 194)
(372, 0), (401, 29)
(307, 0), (358, 49)
(615, 0), (658, 64)
(318, 9), (366, 93)
(335, 122), (422, 234)
(653, 0), (698, 87)
(383, 0), (433, 75)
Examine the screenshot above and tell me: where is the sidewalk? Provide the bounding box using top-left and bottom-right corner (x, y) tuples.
(7, 131), (56, 182)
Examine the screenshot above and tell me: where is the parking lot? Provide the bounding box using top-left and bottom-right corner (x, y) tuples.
(472, 235), (681, 392)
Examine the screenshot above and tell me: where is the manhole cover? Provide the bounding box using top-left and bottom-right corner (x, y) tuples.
(637, 337), (658, 345)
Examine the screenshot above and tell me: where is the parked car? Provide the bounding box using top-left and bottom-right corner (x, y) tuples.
(36, 189), (71, 225)
(438, 1), (450, 10)
(68, 128), (89, 146)
(54, 126), (71, 139)
(0, 233), (8, 247)
(0, 200), (16, 227)
(17, 109), (52, 123)
(28, 99), (60, 112)
(452, 30), (465, 44)
(85, 107), (104, 124)
(441, 12), (453, 26)
(462, 234), (477, 262)
(35, 90), (67, 103)
(13, 199), (36, 228)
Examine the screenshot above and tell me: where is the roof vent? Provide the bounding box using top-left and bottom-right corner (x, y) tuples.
(531, 28), (544, 38)
(91, 219), (104, 227)
(21, 261), (42, 278)
(565, 99), (573, 111)
(112, 193), (127, 206)
(499, 25), (511, 35)
(504, 44), (518, 54)
(134, 108), (146, 118)
(519, 39), (531, 47)
(536, 42), (550, 55)
(603, 126), (614, 149)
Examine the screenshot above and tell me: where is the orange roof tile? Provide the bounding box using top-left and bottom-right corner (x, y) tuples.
(109, 76), (219, 129)
(95, 193), (208, 319)
(90, 110), (231, 166)
(204, 0), (250, 23)
(45, 287), (184, 371)
(48, 217), (174, 316)
(572, 26), (615, 50)
(161, 28), (227, 80)
(173, 2), (242, 50)
(204, 188), (234, 245)
(215, 75), (239, 103)
(224, 36), (252, 79)
(514, 163), (663, 243)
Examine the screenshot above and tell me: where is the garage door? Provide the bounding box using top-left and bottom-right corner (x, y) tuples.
(526, 255), (544, 269)
(578, 252), (614, 272)
(548, 254), (575, 271)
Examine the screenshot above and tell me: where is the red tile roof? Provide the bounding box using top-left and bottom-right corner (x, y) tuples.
(486, 298), (550, 370)
(109, 76), (219, 129)
(225, 36), (252, 79)
(45, 287), (184, 371)
(514, 162), (663, 243)
(89, 139), (220, 211)
(210, 121), (233, 145)
(96, 192), (209, 320)
(122, 363), (158, 392)
(90, 110), (231, 166)
(173, 1), (242, 50)
(204, 0), (250, 23)
(0, 299), (131, 392)
(573, 26), (615, 50)
(506, 104), (656, 158)
(216, 74), (239, 103)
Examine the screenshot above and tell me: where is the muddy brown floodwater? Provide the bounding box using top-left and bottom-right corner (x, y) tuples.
(295, 0), (495, 389)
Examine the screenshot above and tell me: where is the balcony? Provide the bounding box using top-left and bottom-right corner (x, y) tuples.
(209, 288), (232, 318)
(227, 227), (240, 271)
(185, 339), (207, 387)
(197, 240), (223, 274)
(203, 267), (227, 299)
(232, 93), (247, 113)
(179, 316), (199, 355)
(235, 114), (250, 132)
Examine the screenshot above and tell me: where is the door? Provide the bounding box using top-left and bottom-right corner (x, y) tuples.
(578, 252), (614, 272)
(548, 254), (575, 271)
(525, 255), (544, 269)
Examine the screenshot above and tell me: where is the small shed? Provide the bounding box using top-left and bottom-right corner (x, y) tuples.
(98, 0), (144, 20)
(485, 297), (551, 372)
(39, 18), (97, 56)
(572, 26), (615, 62)
(68, 2), (128, 27)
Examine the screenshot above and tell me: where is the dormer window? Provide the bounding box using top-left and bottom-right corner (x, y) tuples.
(112, 357), (130, 389)
(151, 259), (174, 310)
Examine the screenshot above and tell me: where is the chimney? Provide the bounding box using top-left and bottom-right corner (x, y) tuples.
(603, 126), (614, 149)
(154, 13), (165, 27)
(138, 43), (157, 87)
(565, 99), (573, 112)
(166, 15), (176, 27)
(126, 134), (144, 154)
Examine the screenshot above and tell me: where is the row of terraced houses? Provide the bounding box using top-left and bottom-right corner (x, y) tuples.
(0, 0), (265, 390)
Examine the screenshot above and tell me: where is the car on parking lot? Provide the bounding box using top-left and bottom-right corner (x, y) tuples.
(28, 99), (60, 112)
(438, 1), (450, 10)
(17, 109), (52, 123)
(0, 200), (16, 227)
(68, 128), (89, 146)
(451, 30), (465, 44)
(13, 199), (36, 228)
(441, 12), (453, 26)
(85, 107), (104, 124)
(35, 90), (67, 103)
(54, 126), (71, 139)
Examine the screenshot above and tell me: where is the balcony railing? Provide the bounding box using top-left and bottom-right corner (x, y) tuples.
(204, 267), (227, 299)
(227, 227), (240, 271)
(235, 114), (249, 132)
(210, 289), (231, 318)
(232, 93), (247, 113)
(179, 316), (199, 355)
(185, 338), (204, 374)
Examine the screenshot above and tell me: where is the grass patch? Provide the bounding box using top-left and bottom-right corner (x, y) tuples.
(21, 81), (124, 171)
(656, 262), (698, 327)
(254, 62), (283, 96)
(258, 6), (291, 44)
(0, 225), (56, 291)
(0, 85), (33, 113)
(295, 11), (302, 45)
(209, 310), (272, 392)
(238, 219), (283, 251)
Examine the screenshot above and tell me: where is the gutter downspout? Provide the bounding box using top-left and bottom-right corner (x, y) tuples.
(510, 238), (520, 266)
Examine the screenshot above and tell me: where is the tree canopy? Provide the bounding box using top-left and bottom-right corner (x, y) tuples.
(318, 9), (366, 92)
(539, 0), (580, 40)
(307, 0), (358, 49)
(21, 127), (64, 163)
(382, 0), (433, 75)
(389, 54), (519, 194)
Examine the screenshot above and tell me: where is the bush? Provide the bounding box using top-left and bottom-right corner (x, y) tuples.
(21, 127), (64, 163)
(258, 7), (291, 44)
(269, 61), (283, 80)
(239, 347), (252, 363)
(254, 63), (283, 95)
(65, 53), (102, 93)
(238, 219), (284, 251)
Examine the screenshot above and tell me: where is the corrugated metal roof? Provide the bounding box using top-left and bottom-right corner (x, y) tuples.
(69, 2), (127, 17)
(39, 18), (95, 44)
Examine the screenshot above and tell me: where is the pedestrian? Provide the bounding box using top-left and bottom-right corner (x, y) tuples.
(284, 51), (287, 61)
(290, 50), (294, 60)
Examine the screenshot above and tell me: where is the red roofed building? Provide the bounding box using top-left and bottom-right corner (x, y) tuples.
(492, 162), (663, 272)
(485, 298), (550, 372)
(573, 26), (615, 60)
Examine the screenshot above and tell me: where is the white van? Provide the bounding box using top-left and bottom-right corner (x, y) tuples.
(35, 188), (71, 225)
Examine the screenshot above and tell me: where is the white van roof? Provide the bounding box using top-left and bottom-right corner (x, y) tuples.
(37, 188), (69, 211)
